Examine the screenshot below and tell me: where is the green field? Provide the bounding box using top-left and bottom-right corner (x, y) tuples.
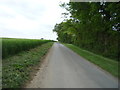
(2, 42), (53, 88)
(64, 44), (119, 78)
(2, 38), (54, 88)
(2, 38), (53, 58)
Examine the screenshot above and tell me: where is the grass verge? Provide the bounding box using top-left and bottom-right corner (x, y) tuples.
(64, 44), (119, 78)
(2, 42), (53, 88)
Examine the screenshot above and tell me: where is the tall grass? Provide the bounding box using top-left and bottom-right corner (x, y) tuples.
(2, 38), (53, 58)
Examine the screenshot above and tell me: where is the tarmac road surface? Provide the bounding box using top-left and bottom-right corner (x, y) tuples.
(26, 43), (118, 88)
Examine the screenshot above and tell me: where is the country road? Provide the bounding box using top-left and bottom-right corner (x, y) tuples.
(26, 43), (118, 88)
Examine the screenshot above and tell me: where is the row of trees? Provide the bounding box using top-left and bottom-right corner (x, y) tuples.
(53, 2), (120, 61)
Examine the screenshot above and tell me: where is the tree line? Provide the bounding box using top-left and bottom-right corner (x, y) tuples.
(53, 2), (120, 61)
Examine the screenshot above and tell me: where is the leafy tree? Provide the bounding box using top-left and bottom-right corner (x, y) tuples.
(53, 2), (120, 61)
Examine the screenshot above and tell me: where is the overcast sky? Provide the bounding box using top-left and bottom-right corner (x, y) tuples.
(0, 0), (69, 40)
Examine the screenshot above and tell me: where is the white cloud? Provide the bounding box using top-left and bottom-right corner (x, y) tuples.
(0, 0), (69, 40)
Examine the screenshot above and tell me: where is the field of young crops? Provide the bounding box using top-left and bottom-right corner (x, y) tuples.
(2, 38), (53, 58)
(2, 42), (54, 88)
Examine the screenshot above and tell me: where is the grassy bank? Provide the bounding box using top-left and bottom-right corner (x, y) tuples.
(2, 42), (53, 88)
(2, 38), (53, 58)
(64, 44), (119, 78)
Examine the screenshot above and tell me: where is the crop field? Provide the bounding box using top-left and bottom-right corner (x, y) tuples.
(2, 38), (53, 58)
(2, 42), (54, 88)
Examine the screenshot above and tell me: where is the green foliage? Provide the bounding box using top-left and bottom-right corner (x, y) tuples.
(65, 44), (119, 77)
(2, 42), (53, 88)
(53, 2), (120, 61)
(2, 38), (53, 58)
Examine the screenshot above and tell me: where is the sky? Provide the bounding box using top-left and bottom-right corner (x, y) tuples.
(0, 0), (69, 40)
